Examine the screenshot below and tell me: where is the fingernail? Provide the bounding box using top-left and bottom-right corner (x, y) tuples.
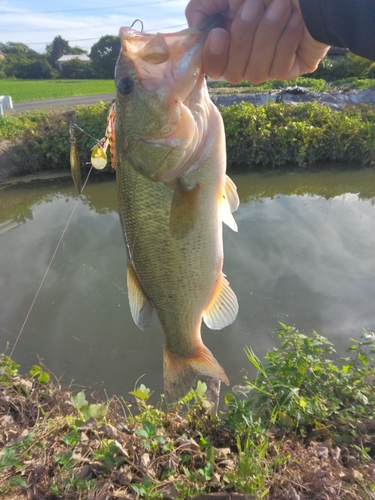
(208, 28), (228, 55)
(241, 0), (263, 22)
(287, 9), (302, 27)
(265, 0), (288, 21)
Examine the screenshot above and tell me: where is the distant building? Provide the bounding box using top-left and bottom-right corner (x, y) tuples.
(57, 54), (90, 70)
(0, 52), (6, 60)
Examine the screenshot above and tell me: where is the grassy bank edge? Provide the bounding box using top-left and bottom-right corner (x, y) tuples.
(1, 325), (374, 499)
(1, 100), (375, 178)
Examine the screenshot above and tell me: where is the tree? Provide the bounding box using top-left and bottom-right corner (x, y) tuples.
(68, 46), (87, 55)
(0, 42), (39, 58)
(89, 35), (121, 79)
(60, 58), (95, 79)
(14, 59), (55, 79)
(46, 36), (71, 67)
(0, 42), (45, 78)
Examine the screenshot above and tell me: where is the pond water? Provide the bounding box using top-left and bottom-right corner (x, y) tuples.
(0, 168), (374, 401)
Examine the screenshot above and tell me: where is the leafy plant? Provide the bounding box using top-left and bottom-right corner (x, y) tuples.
(226, 325), (375, 439)
(0, 354), (20, 383)
(70, 390), (108, 423)
(134, 420), (167, 450)
(29, 364), (50, 383)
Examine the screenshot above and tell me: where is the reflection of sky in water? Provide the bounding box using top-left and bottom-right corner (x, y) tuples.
(0, 175), (374, 400)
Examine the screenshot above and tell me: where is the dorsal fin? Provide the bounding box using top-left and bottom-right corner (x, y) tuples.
(203, 273), (238, 330)
(127, 262), (154, 330)
(221, 175), (239, 232)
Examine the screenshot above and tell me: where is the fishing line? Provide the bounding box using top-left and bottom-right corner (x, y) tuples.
(10, 165), (93, 357)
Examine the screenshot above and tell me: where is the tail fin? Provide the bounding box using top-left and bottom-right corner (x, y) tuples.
(163, 342), (229, 403)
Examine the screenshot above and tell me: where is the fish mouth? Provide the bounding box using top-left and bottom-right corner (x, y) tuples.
(139, 124), (179, 148)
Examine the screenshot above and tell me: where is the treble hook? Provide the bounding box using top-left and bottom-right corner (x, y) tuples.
(130, 18), (144, 32)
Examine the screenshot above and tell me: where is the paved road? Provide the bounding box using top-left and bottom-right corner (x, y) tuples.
(12, 93), (116, 112)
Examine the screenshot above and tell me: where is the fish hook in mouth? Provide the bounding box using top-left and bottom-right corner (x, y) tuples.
(130, 19), (144, 31)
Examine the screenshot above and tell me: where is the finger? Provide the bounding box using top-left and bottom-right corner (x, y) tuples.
(222, 0), (266, 83)
(269, 8), (304, 79)
(185, 0), (230, 26)
(202, 28), (230, 79)
(295, 27), (331, 74)
(244, 0), (292, 84)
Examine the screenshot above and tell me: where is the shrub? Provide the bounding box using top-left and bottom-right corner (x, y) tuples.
(221, 101), (375, 168)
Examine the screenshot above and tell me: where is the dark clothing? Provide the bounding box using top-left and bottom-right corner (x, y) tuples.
(299, 0), (375, 61)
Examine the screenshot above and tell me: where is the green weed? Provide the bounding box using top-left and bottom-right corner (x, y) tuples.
(0, 354), (20, 383)
(226, 324), (375, 439)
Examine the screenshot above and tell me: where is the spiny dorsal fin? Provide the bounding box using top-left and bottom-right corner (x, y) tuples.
(170, 179), (200, 240)
(127, 262), (154, 330)
(203, 273), (238, 330)
(221, 175), (239, 232)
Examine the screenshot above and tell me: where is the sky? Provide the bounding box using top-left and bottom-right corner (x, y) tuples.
(1, 0), (189, 54)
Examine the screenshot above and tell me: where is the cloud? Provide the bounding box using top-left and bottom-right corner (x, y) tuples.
(1, 0), (188, 52)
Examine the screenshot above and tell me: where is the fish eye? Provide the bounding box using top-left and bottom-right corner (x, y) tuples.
(117, 77), (134, 96)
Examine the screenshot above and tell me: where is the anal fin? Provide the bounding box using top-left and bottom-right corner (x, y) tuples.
(203, 273), (238, 330)
(127, 262), (154, 330)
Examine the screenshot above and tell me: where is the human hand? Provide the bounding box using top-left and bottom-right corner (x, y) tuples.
(185, 0), (330, 83)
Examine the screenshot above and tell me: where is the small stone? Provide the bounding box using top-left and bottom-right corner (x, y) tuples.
(117, 471), (133, 486)
(315, 468), (327, 478)
(140, 452), (151, 472)
(16, 429), (29, 443)
(98, 424), (118, 439)
(77, 464), (93, 479)
(212, 472), (222, 488)
(79, 417), (97, 431)
(114, 440), (128, 457)
(0, 415), (14, 428)
(289, 486), (301, 500)
(159, 484), (179, 499)
(315, 446), (329, 459)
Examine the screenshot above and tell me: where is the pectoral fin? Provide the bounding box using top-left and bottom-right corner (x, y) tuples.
(127, 262), (154, 330)
(221, 175), (239, 232)
(170, 179), (200, 239)
(203, 273), (238, 330)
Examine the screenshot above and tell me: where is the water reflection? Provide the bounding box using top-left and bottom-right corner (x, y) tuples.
(0, 169), (374, 400)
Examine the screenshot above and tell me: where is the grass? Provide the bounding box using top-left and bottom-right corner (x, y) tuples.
(0, 79), (115, 103)
(2, 76), (374, 104)
(1, 326), (374, 499)
(210, 76), (375, 92)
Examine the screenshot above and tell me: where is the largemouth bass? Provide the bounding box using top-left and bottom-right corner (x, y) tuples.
(115, 15), (239, 402)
